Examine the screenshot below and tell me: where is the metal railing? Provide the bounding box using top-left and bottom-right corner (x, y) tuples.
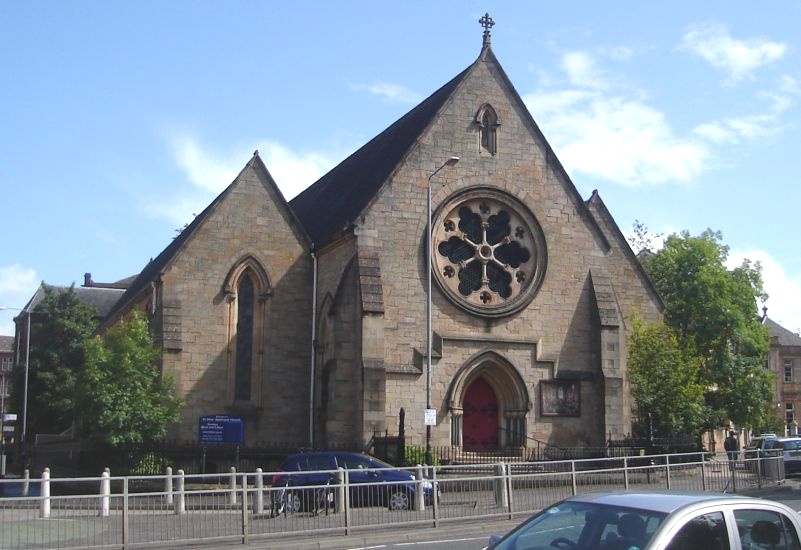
(0, 451), (784, 549)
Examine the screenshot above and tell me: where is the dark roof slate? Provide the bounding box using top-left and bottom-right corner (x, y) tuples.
(765, 317), (801, 346)
(24, 283), (125, 319)
(289, 66), (470, 247)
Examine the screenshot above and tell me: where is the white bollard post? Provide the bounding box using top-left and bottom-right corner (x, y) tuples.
(229, 466), (237, 506)
(174, 469), (185, 515)
(415, 464), (425, 511)
(335, 468), (345, 513)
(22, 468), (30, 497)
(165, 466), (174, 505)
(39, 468), (51, 519)
(494, 463), (508, 509)
(254, 468), (264, 515)
(99, 469), (110, 517)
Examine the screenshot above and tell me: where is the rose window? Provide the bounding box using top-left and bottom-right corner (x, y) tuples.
(431, 189), (546, 317)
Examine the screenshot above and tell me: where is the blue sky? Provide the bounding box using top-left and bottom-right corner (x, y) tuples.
(2, 2), (800, 335)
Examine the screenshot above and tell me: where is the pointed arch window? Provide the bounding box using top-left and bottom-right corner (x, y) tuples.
(223, 256), (271, 408)
(476, 103), (500, 155)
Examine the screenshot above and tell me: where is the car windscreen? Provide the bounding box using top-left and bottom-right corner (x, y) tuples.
(336, 454), (395, 470)
(491, 501), (667, 550)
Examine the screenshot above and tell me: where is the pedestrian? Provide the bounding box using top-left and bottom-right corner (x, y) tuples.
(724, 430), (739, 464)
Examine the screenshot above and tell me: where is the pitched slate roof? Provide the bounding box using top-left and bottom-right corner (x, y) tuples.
(765, 317), (801, 346)
(21, 283), (125, 320)
(289, 66), (470, 247)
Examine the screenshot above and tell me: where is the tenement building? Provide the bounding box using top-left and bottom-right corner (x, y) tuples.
(764, 315), (801, 436)
(101, 18), (663, 451)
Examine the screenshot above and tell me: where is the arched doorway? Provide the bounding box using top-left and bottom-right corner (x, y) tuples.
(463, 377), (498, 450)
(448, 351), (531, 450)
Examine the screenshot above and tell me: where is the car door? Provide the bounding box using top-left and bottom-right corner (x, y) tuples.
(336, 453), (384, 506)
(663, 511), (731, 550)
(297, 454), (336, 489)
(732, 508), (801, 549)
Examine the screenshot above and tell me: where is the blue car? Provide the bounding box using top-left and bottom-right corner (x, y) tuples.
(271, 451), (435, 513)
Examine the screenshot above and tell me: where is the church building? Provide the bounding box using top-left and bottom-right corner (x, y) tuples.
(101, 17), (663, 452)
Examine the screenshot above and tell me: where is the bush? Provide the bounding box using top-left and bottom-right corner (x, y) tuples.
(405, 445), (439, 466)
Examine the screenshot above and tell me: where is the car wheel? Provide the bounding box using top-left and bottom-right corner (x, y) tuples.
(388, 489), (410, 511)
(286, 491), (304, 513)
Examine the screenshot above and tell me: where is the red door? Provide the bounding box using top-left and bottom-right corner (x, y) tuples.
(462, 377), (498, 451)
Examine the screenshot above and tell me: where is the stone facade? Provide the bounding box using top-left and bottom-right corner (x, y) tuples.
(765, 317), (801, 435)
(102, 33), (663, 451)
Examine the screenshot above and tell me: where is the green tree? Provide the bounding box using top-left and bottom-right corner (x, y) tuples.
(628, 317), (705, 436)
(11, 286), (98, 436)
(639, 229), (771, 431)
(627, 219), (663, 255)
(79, 311), (183, 446)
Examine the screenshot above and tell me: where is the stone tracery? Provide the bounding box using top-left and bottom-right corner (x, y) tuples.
(432, 189), (546, 317)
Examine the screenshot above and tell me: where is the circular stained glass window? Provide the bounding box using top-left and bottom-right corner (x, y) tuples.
(432, 188), (546, 317)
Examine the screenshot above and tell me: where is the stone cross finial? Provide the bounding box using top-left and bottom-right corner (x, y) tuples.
(479, 13), (494, 47)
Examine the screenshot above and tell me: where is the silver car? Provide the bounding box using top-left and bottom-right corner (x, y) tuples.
(486, 491), (801, 549)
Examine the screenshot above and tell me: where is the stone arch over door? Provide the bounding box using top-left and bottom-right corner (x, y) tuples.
(448, 351), (530, 450)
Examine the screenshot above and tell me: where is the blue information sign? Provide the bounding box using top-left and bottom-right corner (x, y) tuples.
(198, 415), (244, 445)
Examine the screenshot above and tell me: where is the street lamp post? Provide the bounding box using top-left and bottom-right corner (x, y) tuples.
(425, 156), (459, 467)
(0, 306), (31, 446)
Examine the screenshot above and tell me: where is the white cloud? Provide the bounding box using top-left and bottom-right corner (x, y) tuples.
(600, 46), (634, 62)
(170, 136), (243, 194)
(680, 23), (786, 81)
(0, 264), (39, 336)
(350, 82), (422, 104)
(692, 75), (798, 144)
(524, 54), (709, 186)
(562, 51), (608, 90)
(524, 42), (799, 187)
(727, 249), (801, 335)
(693, 113), (778, 144)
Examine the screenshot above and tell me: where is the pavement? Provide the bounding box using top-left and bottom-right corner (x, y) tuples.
(170, 516), (518, 550)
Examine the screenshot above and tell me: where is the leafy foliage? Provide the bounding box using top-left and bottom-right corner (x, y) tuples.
(628, 317), (705, 436)
(627, 219), (663, 254)
(635, 228), (772, 432)
(11, 286), (98, 436)
(405, 445), (439, 466)
(79, 311), (183, 447)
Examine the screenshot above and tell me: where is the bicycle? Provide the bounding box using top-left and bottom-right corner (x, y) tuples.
(271, 481), (332, 517)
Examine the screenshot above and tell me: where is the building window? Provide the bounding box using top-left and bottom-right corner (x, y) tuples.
(505, 415), (525, 447)
(432, 188), (547, 317)
(787, 403), (795, 425)
(234, 275), (254, 401)
(223, 255), (271, 407)
(0, 357), (11, 371)
(785, 360), (794, 383)
(450, 414), (462, 446)
(476, 103), (499, 155)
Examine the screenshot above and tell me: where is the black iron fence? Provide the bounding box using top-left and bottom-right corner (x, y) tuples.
(17, 433), (702, 478)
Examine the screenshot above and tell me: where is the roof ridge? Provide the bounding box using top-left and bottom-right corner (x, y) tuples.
(289, 62), (475, 247)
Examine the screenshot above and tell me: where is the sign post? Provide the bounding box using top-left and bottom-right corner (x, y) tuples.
(198, 415), (244, 473)
(198, 415), (245, 445)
